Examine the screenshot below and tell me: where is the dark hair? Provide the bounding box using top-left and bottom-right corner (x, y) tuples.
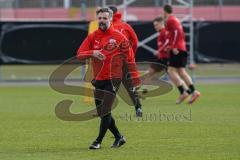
(108, 6), (118, 14)
(163, 4), (173, 14)
(96, 7), (113, 18)
(153, 16), (164, 23)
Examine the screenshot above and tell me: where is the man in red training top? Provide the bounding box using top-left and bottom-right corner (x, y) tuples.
(109, 6), (142, 117)
(143, 16), (170, 84)
(163, 4), (200, 104)
(143, 16), (190, 103)
(77, 8), (140, 150)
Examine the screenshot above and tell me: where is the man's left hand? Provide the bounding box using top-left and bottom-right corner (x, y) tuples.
(172, 48), (179, 55)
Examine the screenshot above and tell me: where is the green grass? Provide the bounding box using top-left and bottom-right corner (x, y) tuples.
(192, 63), (240, 77)
(1, 63), (240, 80)
(0, 84), (240, 160)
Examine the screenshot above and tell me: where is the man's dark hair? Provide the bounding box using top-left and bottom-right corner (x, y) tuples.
(163, 4), (173, 14)
(96, 7), (113, 18)
(153, 16), (164, 23)
(108, 6), (118, 14)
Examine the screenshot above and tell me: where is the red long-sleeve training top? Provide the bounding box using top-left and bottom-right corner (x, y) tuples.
(76, 25), (140, 86)
(112, 11), (140, 82)
(112, 11), (139, 54)
(165, 15), (187, 52)
(157, 28), (170, 59)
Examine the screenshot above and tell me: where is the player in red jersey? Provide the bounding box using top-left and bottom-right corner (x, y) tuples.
(77, 8), (140, 149)
(147, 17), (169, 77)
(109, 6), (143, 117)
(109, 6), (138, 53)
(142, 16), (169, 85)
(142, 16), (190, 102)
(163, 4), (200, 104)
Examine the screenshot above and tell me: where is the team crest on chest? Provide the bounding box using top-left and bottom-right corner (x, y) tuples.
(104, 38), (118, 52)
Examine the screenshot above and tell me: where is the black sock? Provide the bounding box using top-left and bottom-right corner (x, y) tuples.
(128, 87), (142, 110)
(134, 97), (142, 110)
(96, 113), (112, 143)
(108, 117), (121, 139)
(177, 85), (185, 95)
(189, 84), (195, 94)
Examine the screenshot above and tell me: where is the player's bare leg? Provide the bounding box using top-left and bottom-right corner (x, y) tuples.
(140, 67), (157, 95)
(168, 67), (189, 104)
(177, 68), (201, 104)
(142, 67), (156, 86)
(177, 68), (193, 86)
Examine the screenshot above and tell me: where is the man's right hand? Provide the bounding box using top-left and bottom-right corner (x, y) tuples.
(153, 51), (158, 56)
(172, 48), (179, 55)
(93, 50), (106, 61)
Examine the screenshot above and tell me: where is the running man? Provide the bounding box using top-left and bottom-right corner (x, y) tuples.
(163, 4), (201, 104)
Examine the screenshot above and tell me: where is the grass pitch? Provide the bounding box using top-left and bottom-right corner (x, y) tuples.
(1, 63), (240, 80)
(0, 83), (240, 160)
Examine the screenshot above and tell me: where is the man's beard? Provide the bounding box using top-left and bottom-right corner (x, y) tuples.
(99, 22), (109, 31)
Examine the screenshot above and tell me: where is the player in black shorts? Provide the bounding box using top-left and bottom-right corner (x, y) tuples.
(164, 4), (201, 104)
(169, 50), (188, 68)
(142, 16), (169, 86)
